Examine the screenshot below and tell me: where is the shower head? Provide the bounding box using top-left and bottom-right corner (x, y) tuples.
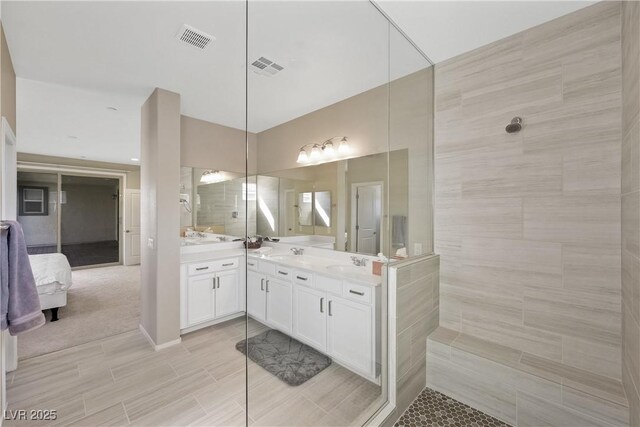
(506, 117), (523, 133)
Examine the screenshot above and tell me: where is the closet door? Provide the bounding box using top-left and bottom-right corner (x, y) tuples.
(187, 273), (216, 326)
(265, 278), (292, 334)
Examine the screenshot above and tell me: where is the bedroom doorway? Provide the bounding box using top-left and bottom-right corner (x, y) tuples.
(17, 170), (123, 267)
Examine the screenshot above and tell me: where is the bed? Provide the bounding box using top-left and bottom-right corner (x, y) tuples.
(28, 253), (73, 321)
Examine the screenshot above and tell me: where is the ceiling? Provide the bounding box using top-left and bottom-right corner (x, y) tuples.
(377, 0), (596, 64)
(3, 1), (594, 165)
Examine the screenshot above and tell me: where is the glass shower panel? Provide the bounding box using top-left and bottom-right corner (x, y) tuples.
(388, 25), (434, 259)
(247, 1), (390, 424)
(16, 171), (59, 255)
(59, 175), (120, 267)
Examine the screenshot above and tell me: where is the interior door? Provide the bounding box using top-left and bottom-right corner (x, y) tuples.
(266, 278), (292, 334)
(326, 296), (373, 377)
(215, 269), (240, 318)
(355, 184), (381, 255)
(247, 271), (266, 322)
(125, 189), (141, 265)
(293, 285), (326, 351)
(187, 273), (216, 326)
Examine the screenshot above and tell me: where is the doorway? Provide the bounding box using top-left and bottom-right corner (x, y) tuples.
(17, 171), (122, 268)
(351, 182), (382, 255)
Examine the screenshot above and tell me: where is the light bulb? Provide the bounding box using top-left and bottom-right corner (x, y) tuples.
(323, 141), (335, 158)
(338, 137), (350, 155)
(296, 149), (309, 164)
(310, 145), (321, 161)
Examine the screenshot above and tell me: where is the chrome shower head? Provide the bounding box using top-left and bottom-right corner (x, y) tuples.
(506, 117), (523, 133)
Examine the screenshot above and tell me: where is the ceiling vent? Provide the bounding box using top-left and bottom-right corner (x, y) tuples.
(251, 56), (284, 76)
(176, 24), (215, 50)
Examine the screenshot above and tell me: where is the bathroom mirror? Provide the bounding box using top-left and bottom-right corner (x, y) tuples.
(180, 167), (254, 242)
(314, 191), (331, 228)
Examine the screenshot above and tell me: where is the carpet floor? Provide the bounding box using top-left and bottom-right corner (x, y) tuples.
(18, 265), (140, 360)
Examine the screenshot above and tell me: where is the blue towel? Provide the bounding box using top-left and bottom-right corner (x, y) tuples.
(1, 221), (45, 335)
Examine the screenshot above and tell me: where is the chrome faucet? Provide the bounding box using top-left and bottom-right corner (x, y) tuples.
(351, 256), (368, 266)
(290, 247), (305, 256)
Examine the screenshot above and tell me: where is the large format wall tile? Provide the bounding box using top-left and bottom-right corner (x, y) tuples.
(434, 0), (624, 405)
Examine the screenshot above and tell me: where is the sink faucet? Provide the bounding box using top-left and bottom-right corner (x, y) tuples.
(351, 256), (368, 266)
(291, 247), (305, 256)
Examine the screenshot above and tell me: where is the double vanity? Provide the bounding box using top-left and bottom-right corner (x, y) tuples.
(179, 239), (382, 383)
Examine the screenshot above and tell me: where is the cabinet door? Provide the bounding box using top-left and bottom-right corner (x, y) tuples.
(187, 273), (216, 326)
(293, 285), (326, 351)
(266, 278), (292, 334)
(247, 270), (266, 322)
(215, 269), (240, 318)
(326, 296), (373, 377)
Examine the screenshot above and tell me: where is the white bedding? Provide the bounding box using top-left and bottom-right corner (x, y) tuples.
(28, 254), (73, 295)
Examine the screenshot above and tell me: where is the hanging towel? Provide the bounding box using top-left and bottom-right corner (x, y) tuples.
(392, 215), (407, 248)
(1, 221), (45, 335)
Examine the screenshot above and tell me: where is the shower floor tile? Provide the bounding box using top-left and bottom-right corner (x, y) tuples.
(395, 388), (510, 427)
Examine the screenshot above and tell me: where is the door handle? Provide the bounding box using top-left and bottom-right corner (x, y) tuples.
(296, 276), (307, 281)
(261, 278), (264, 291)
(217, 277), (220, 289)
(222, 263), (234, 267)
(196, 267), (209, 271)
(213, 278), (216, 289)
(320, 297), (324, 313)
(328, 300), (333, 316)
(278, 270), (288, 276)
(266, 280), (270, 293)
(125, 230), (130, 233)
(349, 289), (365, 296)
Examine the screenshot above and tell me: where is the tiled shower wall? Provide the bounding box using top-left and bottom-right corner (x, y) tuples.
(622, 1), (640, 425)
(435, 0), (622, 383)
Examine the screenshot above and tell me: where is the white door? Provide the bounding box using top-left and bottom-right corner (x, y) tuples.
(293, 285), (327, 351)
(247, 271), (266, 322)
(124, 189), (141, 266)
(353, 184), (381, 255)
(187, 273), (216, 326)
(326, 296), (373, 377)
(266, 278), (292, 334)
(215, 269), (240, 318)
(0, 118), (17, 412)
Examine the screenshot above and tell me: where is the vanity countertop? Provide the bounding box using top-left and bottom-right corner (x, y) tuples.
(249, 252), (382, 286)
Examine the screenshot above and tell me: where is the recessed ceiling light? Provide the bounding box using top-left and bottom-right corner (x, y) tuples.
(68, 135), (78, 139)
(131, 158), (140, 162)
(107, 106), (118, 111)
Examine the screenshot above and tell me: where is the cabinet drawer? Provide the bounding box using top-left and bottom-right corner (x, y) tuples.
(259, 260), (276, 276)
(294, 270), (313, 287)
(316, 274), (342, 296)
(212, 258), (239, 271)
(342, 282), (372, 304)
(247, 258), (259, 271)
(275, 266), (292, 280)
(188, 261), (217, 276)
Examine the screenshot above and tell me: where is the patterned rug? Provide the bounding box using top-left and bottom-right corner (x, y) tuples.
(236, 329), (331, 386)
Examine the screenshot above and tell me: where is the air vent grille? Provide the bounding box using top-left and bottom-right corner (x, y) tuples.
(250, 56), (284, 76)
(176, 24), (214, 50)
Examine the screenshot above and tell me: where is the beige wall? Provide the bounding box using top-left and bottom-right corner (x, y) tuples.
(435, 0), (622, 385)
(0, 22), (15, 133)
(257, 68), (433, 256)
(16, 153), (141, 190)
(622, 1), (640, 425)
(180, 115), (257, 175)
(140, 88), (181, 346)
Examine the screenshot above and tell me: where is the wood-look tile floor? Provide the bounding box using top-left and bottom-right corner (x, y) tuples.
(5, 317), (382, 426)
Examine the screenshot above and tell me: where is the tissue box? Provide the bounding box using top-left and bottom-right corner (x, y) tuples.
(372, 261), (383, 276)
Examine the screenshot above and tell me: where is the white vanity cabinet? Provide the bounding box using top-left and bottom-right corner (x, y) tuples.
(247, 261), (293, 335)
(292, 271), (379, 382)
(180, 257), (242, 330)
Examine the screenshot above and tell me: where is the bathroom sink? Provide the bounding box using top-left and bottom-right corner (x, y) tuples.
(265, 254), (300, 261)
(326, 265), (370, 276)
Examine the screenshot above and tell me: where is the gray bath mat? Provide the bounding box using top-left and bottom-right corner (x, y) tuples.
(236, 329), (331, 386)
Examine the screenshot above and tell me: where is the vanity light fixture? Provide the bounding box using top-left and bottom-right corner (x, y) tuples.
(296, 136), (350, 164)
(200, 169), (224, 184)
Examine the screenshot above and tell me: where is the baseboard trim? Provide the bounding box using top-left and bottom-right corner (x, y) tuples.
(138, 324), (181, 351)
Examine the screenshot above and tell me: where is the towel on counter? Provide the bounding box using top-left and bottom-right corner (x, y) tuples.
(392, 215), (407, 248)
(1, 221), (45, 335)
